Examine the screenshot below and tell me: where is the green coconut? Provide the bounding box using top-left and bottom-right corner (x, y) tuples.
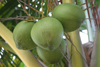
(53, 3), (85, 32)
(13, 21), (37, 50)
(31, 17), (64, 51)
(37, 39), (66, 64)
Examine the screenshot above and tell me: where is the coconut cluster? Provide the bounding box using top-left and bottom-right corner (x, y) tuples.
(13, 3), (85, 64)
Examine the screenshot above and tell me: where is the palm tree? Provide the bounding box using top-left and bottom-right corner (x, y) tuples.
(0, 0), (100, 67)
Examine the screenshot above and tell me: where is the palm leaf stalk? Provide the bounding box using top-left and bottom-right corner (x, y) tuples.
(62, 0), (88, 67)
(95, 28), (100, 67)
(0, 22), (43, 67)
(0, 40), (15, 54)
(90, 27), (100, 67)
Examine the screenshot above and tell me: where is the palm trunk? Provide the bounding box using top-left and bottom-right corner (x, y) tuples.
(66, 30), (88, 67)
(62, 0), (88, 67)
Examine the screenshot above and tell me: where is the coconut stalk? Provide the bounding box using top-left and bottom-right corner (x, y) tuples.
(62, 0), (88, 67)
(0, 22), (43, 67)
(81, 0), (95, 42)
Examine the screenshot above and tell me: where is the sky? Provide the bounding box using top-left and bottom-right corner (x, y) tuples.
(80, 30), (88, 44)
(63, 30), (88, 44)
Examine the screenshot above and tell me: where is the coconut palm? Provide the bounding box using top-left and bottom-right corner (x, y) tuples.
(0, 0), (100, 67)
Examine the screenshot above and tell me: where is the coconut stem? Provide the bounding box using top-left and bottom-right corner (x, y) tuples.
(0, 22), (43, 67)
(62, 0), (74, 3)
